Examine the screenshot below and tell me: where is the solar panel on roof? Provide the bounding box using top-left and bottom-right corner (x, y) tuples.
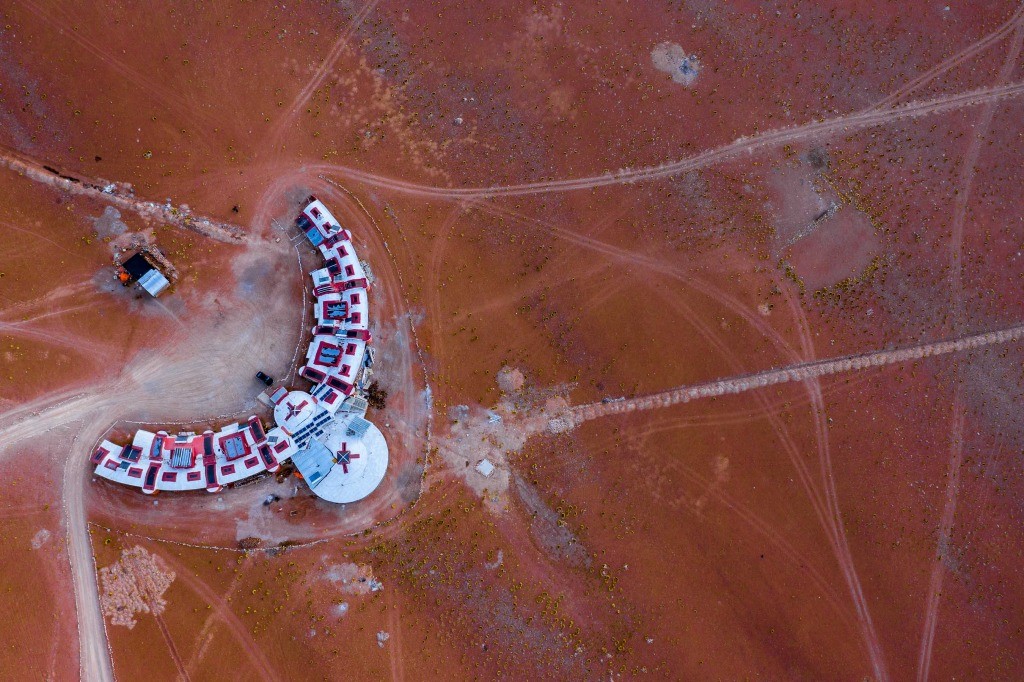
(346, 417), (372, 439)
(249, 418), (266, 442)
(318, 346), (341, 363)
(170, 447), (193, 468)
(341, 396), (368, 414)
(224, 437), (246, 459)
(259, 444), (275, 467)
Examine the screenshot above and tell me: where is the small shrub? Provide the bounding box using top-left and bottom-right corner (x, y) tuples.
(366, 381), (388, 410)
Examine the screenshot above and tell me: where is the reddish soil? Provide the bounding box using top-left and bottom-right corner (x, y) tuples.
(0, 448), (78, 681)
(2, 1), (1024, 680)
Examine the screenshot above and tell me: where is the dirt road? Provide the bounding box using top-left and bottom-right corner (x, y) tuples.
(311, 81), (1024, 199)
(915, 19), (1024, 682)
(63, 416), (116, 682)
(0, 226), (302, 680)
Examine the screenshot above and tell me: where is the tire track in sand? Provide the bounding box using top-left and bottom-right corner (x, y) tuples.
(871, 3), (1024, 111)
(652, 286), (889, 679)
(182, 555), (251, 676)
(473, 185), (892, 677)
(16, 0), (220, 141)
(62, 417), (116, 682)
(312, 81), (1024, 199)
(159, 552), (281, 682)
(384, 587), (406, 682)
(153, 612), (191, 682)
(0, 146), (244, 242)
(267, 0), (381, 150)
(915, 20), (1024, 682)
(617, 423), (858, 634)
(774, 282), (889, 681)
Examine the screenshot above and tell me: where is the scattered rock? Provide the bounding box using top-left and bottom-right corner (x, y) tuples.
(99, 546), (175, 629)
(30, 529), (50, 550)
(238, 537), (262, 550)
(92, 206), (129, 238)
(325, 562), (380, 594)
(496, 366), (525, 393)
(484, 549), (503, 571)
(651, 42), (701, 86)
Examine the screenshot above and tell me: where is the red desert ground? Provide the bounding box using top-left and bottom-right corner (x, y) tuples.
(1, 1), (1024, 680)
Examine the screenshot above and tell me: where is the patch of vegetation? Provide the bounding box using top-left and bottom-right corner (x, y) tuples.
(778, 259), (806, 295)
(366, 380), (388, 410)
(238, 537), (262, 550)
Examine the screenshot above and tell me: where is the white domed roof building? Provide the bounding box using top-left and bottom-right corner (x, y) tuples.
(273, 390), (318, 435)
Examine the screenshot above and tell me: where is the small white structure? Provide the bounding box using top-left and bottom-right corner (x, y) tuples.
(119, 252), (170, 297)
(138, 269), (170, 297)
(475, 459), (495, 477)
(274, 390), (318, 435)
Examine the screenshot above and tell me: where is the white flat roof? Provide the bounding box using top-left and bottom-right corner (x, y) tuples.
(138, 269), (170, 297)
(320, 244), (365, 283)
(303, 199), (341, 235)
(273, 390), (317, 434)
(300, 416), (388, 503)
(93, 421), (297, 494)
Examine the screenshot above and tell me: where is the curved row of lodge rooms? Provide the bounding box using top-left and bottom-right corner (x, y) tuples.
(91, 198), (389, 504)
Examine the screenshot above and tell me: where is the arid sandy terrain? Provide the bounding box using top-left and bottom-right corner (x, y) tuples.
(2, 1), (1024, 680)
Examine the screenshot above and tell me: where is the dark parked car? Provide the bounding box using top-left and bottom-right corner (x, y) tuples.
(256, 371), (274, 386)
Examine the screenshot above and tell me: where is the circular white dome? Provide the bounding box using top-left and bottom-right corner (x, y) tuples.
(308, 418), (389, 503)
(273, 391), (317, 435)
